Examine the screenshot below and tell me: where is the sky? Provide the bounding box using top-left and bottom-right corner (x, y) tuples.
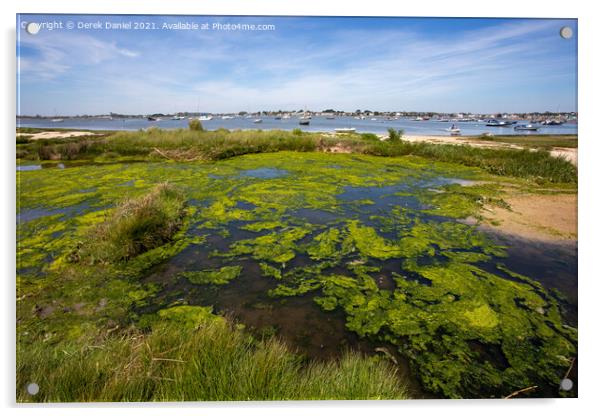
(16, 15), (577, 115)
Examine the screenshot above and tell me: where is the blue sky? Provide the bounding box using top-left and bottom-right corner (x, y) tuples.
(17, 15), (577, 115)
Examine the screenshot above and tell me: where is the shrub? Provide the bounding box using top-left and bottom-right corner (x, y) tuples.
(360, 133), (379, 141)
(188, 119), (203, 131)
(16, 135), (33, 144)
(292, 128), (303, 136)
(387, 128), (403, 141)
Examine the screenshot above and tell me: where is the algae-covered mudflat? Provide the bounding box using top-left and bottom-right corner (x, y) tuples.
(16, 130), (577, 401)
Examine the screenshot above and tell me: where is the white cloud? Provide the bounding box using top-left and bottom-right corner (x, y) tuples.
(19, 32), (140, 80)
(17, 18), (576, 114)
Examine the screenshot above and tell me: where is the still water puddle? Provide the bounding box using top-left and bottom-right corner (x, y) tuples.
(239, 167), (289, 179)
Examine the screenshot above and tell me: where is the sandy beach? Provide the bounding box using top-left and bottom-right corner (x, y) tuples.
(17, 131), (99, 140)
(479, 190), (577, 242)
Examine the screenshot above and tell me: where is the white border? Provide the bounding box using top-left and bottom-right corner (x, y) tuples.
(2, 1), (600, 415)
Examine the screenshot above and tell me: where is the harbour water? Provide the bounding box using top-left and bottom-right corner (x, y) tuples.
(17, 116), (577, 136)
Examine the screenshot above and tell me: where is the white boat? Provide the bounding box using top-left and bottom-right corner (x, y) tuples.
(171, 115), (185, 120)
(221, 115), (234, 120)
(370, 118), (378, 121)
(446, 126), (461, 135)
(325, 114), (336, 119)
(253, 119), (263, 123)
(299, 110), (311, 124)
(486, 119), (511, 127)
(282, 114), (291, 119)
(198, 115), (213, 121)
(51, 118), (64, 123)
(541, 119), (564, 125)
(334, 127), (356, 133)
(514, 124), (539, 131)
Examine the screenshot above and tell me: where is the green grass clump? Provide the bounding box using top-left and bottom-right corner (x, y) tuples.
(73, 183), (186, 263)
(360, 133), (379, 141)
(188, 119), (203, 131)
(17, 310), (409, 402)
(387, 128), (403, 141)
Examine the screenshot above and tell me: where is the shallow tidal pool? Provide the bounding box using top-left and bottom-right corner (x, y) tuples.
(17, 151), (577, 399)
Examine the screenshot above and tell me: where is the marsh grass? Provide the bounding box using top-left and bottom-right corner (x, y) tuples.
(16, 128), (577, 183)
(476, 134), (578, 149)
(365, 140), (577, 183)
(72, 183), (186, 263)
(17, 319), (408, 402)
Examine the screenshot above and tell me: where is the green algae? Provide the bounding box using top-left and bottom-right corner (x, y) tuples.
(16, 151), (577, 399)
(416, 183), (509, 220)
(227, 226), (312, 264)
(157, 305), (225, 328)
(180, 266), (242, 285)
(259, 263), (283, 280)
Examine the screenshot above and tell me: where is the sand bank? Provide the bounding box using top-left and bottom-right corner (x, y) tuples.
(480, 191), (577, 242)
(17, 131), (99, 140)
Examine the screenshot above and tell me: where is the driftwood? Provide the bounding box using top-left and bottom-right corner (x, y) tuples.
(504, 385), (538, 399)
(152, 147), (200, 162)
(152, 147), (176, 161)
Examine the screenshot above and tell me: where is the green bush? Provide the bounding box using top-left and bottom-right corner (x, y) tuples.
(360, 133), (379, 141)
(16, 135), (33, 144)
(387, 128), (403, 141)
(292, 128), (303, 136)
(188, 119), (203, 131)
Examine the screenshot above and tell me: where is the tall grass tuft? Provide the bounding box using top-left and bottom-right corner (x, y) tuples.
(17, 318), (409, 402)
(188, 119), (203, 131)
(387, 128), (403, 141)
(72, 183), (186, 264)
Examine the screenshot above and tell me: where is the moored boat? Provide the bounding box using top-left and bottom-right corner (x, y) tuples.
(334, 127), (356, 133)
(514, 124), (539, 131)
(485, 119), (511, 127)
(541, 119), (564, 125)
